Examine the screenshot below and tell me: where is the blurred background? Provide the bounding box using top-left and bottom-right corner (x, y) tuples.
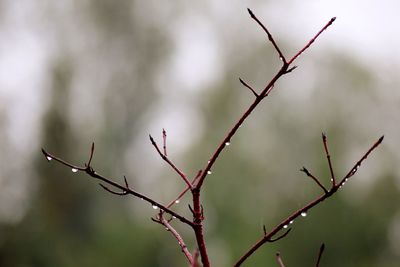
(0, 0), (399, 266)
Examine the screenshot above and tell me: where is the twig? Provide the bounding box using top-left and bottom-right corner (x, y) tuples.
(276, 252), (286, 267)
(41, 147), (194, 228)
(196, 13), (335, 191)
(233, 136), (383, 267)
(268, 228), (292, 242)
(166, 170), (202, 209)
(287, 17), (336, 65)
(339, 135), (384, 185)
(247, 8), (286, 63)
(159, 215), (194, 265)
(315, 243), (325, 267)
(149, 134), (193, 189)
(322, 132), (336, 186)
(239, 78), (259, 97)
(300, 167), (328, 194)
(163, 128), (167, 156)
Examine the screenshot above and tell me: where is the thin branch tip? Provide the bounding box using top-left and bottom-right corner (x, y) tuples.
(247, 8), (254, 17)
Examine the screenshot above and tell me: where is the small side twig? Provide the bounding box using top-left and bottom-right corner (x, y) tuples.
(149, 134), (193, 189)
(275, 252), (286, 267)
(300, 167), (328, 194)
(239, 78), (259, 97)
(268, 228), (292, 242)
(162, 128), (167, 156)
(315, 243), (325, 267)
(322, 132), (336, 186)
(247, 8), (286, 63)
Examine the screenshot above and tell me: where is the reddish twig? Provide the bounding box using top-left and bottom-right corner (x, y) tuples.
(162, 128), (167, 156)
(276, 252), (286, 267)
(149, 134), (193, 189)
(300, 167), (328, 194)
(41, 147), (194, 228)
(166, 170), (202, 209)
(158, 214), (194, 265)
(287, 17), (336, 65)
(247, 8), (286, 63)
(239, 77), (259, 97)
(233, 136), (383, 266)
(322, 133), (336, 186)
(196, 13), (335, 191)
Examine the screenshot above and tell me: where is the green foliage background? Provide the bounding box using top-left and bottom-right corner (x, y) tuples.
(0, 1), (399, 266)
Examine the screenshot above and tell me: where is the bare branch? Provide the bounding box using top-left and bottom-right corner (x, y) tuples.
(247, 8), (286, 63)
(268, 228), (292, 243)
(166, 170), (202, 209)
(149, 134), (193, 189)
(339, 135), (384, 185)
(99, 183), (128, 196)
(275, 252), (285, 267)
(87, 142), (95, 166)
(234, 136), (383, 267)
(159, 215), (194, 265)
(41, 148), (194, 228)
(288, 17), (336, 65)
(239, 78), (259, 97)
(322, 132), (336, 186)
(315, 243), (325, 267)
(162, 128), (167, 156)
(300, 167), (328, 194)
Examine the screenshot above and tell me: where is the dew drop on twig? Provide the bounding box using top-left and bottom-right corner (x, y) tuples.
(152, 205), (158, 210)
(207, 170), (212, 175)
(46, 156), (52, 161)
(225, 142), (230, 146)
(289, 220), (294, 224)
(175, 200), (180, 204)
(71, 168), (78, 173)
(283, 225), (288, 229)
(301, 212), (307, 217)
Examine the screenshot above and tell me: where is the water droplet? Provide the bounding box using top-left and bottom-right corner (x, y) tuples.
(207, 160), (211, 164)
(71, 168), (78, 173)
(152, 205), (158, 210)
(225, 142), (230, 146)
(172, 216), (176, 219)
(283, 225), (288, 229)
(279, 56), (283, 61)
(330, 178), (333, 182)
(301, 212), (307, 217)
(46, 156), (52, 161)
(289, 220), (294, 224)
(207, 170), (212, 175)
(175, 200), (180, 204)
(239, 124), (242, 128)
